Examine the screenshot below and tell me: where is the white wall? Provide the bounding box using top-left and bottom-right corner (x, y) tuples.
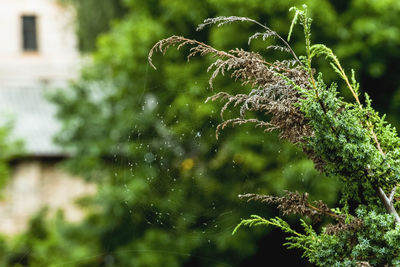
(0, 0), (81, 155)
(0, 0), (93, 235)
(0, 0), (80, 88)
(0, 160), (96, 235)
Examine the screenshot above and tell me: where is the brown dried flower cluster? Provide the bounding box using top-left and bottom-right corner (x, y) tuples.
(148, 15), (329, 171)
(324, 216), (363, 235)
(149, 34), (312, 142)
(239, 191), (362, 235)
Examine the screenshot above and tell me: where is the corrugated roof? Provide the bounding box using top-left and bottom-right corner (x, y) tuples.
(0, 84), (66, 156)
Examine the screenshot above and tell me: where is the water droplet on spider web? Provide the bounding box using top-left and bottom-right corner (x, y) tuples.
(144, 152), (155, 163)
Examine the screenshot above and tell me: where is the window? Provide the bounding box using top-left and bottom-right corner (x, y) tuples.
(22, 15), (38, 52)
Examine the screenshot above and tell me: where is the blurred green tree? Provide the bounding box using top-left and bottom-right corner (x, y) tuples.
(2, 0), (400, 266)
(0, 123), (21, 190)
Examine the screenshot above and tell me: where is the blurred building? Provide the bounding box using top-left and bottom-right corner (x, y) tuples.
(0, 0), (95, 235)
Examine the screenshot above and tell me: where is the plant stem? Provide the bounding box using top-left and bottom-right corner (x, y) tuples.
(376, 187), (400, 223)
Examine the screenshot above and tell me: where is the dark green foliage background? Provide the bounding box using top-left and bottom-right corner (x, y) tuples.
(0, 124), (21, 191)
(2, 0), (400, 266)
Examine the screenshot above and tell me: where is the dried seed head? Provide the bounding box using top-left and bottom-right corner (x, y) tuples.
(149, 16), (325, 172)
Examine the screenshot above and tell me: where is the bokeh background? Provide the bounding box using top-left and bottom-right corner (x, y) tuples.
(0, 0), (400, 266)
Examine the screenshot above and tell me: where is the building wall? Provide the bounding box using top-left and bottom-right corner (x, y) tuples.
(0, 0), (80, 88)
(0, 160), (96, 235)
(0, 0), (94, 235)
